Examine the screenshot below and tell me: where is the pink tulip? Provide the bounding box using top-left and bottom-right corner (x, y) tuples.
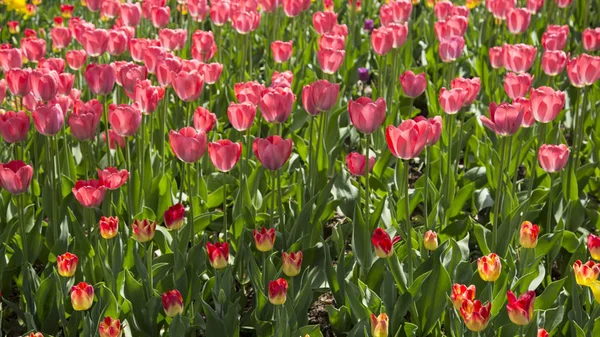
(210, 2), (231, 25)
(513, 97), (534, 128)
(143, 46), (167, 75)
(566, 54), (600, 88)
(506, 8), (530, 35)
(371, 28), (394, 55)
(529, 86), (565, 123)
(331, 24), (349, 37)
(33, 103), (64, 136)
(253, 136), (293, 170)
(346, 152), (375, 176)
(150, 6), (170, 28)
(541, 50), (568, 76)
(171, 70), (204, 102)
(271, 41), (293, 63)
(193, 107), (217, 133)
(134, 80), (165, 114)
(313, 11), (338, 34)
(6, 69), (30, 97)
(583, 28), (600, 52)
(129, 38), (150, 62)
(527, 0), (544, 13)
(434, 1), (454, 20)
(487, 0), (515, 20)
(107, 29), (128, 56)
(415, 116), (443, 146)
(68, 99), (102, 140)
(98, 167), (129, 189)
(0, 160), (33, 195)
(0, 79), (4, 104)
(66, 50), (87, 70)
(208, 140), (242, 172)
(553, 0), (572, 9)
(51, 27), (72, 50)
(81, 29), (109, 57)
(317, 48), (345, 74)
(120, 3), (142, 27)
(188, 0), (209, 21)
(399, 71), (427, 98)
(388, 23), (409, 49)
(502, 44), (537, 73)
(118, 63), (148, 95)
(39, 58), (65, 74)
(58, 73), (75, 96)
(503, 72), (533, 99)
(541, 25), (568, 51)
(380, 1), (412, 26)
(386, 118), (430, 160)
(109, 103), (142, 137)
(72, 179), (107, 208)
(169, 127), (207, 163)
(156, 57), (183, 87)
(439, 36), (465, 62)
(21, 37), (46, 62)
(234, 81), (265, 105)
(103, 129), (126, 149)
(86, 0), (102, 11)
(0, 111), (30, 143)
(231, 10), (261, 34)
(159, 29), (187, 51)
(259, 86), (296, 124)
(283, 0), (303, 17)
(348, 97), (387, 134)
(198, 62), (223, 84)
(85, 64), (116, 96)
(271, 70), (293, 88)
(22, 93), (38, 111)
(450, 77), (480, 106)
(301, 80), (340, 115)
(228, 102), (256, 131)
(480, 102), (523, 136)
(101, 0), (121, 19)
(29, 69), (59, 102)
(439, 87), (466, 114)
(319, 34), (345, 50)
(258, 0), (278, 13)
(0, 48), (23, 71)
(538, 144), (569, 173)
(489, 46), (504, 69)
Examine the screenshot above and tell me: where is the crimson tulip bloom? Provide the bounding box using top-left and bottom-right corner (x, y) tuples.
(0, 48), (23, 71)
(97, 167), (129, 190)
(6, 68), (31, 97)
(66, 50), (87, 70)
(271, 41), (293, 63)
(530, 86), (565, 123)
(0, 160), (33, 195)
(502, 43), (537, 73)
(519, 221), (539, 248)
(506, 8), (530, 35)
(109, 104), (142, 137)
(33, 103), (64, 136)
(169, 127), (207, 163)
(206, 242), (229, 269)
(98, 316), (121, 337)
(132, 219), (156, 242)
(134, 80), (165, 114)
(57, 252), (78, 277)
(164, 203), (185, 230)
(259, 87), (296, 124)
(460, 300), (491, 332)
(588, 234), (600, 261)
(439, 36), (465, 62)
(21, 37), (46, 62)
(68, 99), (102, 141)
(566, 54), (600, 88)
(268, 278), (288, 305)
(228, 102), (256, 131)
(386, 118), (430, 160)
(171, 70), (204, 102)
(120, 2), (142, 27)
(538, 144), (569, 173)
(371, 28), (394, 55)
(450, 77), (480, 106)
(253, 136), (293, 171)
(72, 179), (107, 208)
(399, 71), (426, 98)
(348, 97), (387, 134)
(538, 328), (549, 337)
(506, 290), (536, 325)
(317, 48), (345, 74)
(234, 81), (266, 105)
(371, 228), (400, 258)
(0, 111), (30, 143)
(99, 216), (119, 239)
(346, 152), (375, 177)
(208, 140), (242, 172)
(313, 11), (338, 34)
(85, 64), (116, 96)
(439, 87), (466, 114)
(503, 72), (533, 100)
(541, 50), (568, 76)
(302, 80), (340, 115)
(162, 290), (183, 317)
(451, 284), (476, 310)
(480, 102), (523, 136)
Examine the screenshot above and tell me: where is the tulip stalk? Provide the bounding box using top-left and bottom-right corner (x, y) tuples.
(522, 123), (546, 223)
(223, 171), (228, 243)
(442, 114), (456, 228)
(307, 116), (315, 200)
(492, 137), (507, 252)
(146, 241), (154, 300)
(188, 164), (195, 246)
(161, 89), (169, 175)
(403, 160), (413, 284)
(365, 134), (371, 231)
(103, 95), (112, 167)
(125, 139), (135, 217)
(18, 193), (35, 318)
(424, 147), (431, 230)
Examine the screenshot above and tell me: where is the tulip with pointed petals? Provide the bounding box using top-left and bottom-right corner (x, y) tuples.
(193, 107), (217, 133)
(371, 228), (400, 258)
(132, 219), (156, 243)
(57, 252), (78, 277)
(99, 216), (119, 239)
(477, 253), (502, 282)
(253, 227), (276, 252)
(98, 316), (121, 337)
(282, 251), (303, 277)
(386, 119), (430, 160)
(206, 242), (229, 269)
(507, 290), (536, 325)
(162, 290), (184, 317)
(98, 167), (129, 190)
(451, 284), (476, 310)
(268, 278), (288, 305)
(460, 300), (491, 332)
(519, 221), (539, 248)
(370, 313), (389, 337)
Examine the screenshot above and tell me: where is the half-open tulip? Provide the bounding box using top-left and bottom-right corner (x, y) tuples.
(51, 26), (72, 50)
(370, 313), (389, 337)
(81, 29), (109, 57)
(253, 227), (276, 252)
(72, 179), (107, 208)
(588, 234), (600, 261)
(566, 54), (600, 88)
(227, 102), (256, 131)
(583, 28), (600, 52)
(171, 70), (204, 102)
(169, 127), (207, 163)
(259, 87), (296, 124)
(150, 6), (170, 28)
(399, 71), (427, 98)
(348, 97), (386, 134)
(386, 118), (430, 159)
(439, 87), (466, 114)
(132, 219), (156, 242)
(415, 116), (443, 146)
(193, 107), (217, 133)
(541, 25), (568, 51)
(71, 282), (94, 311)
(0, 160), (33, 195)
(98, 317), (121, 337)
(6, 68), (31, 97)
(313, 11), (337, 34)
(424, 230), (438, 250)
(57, 252), (78, 277)
(0, 111), (30, 143)
(538, 144), (569, 173)
(507, 290), (536, 325)
(506, 8), (530, 35)
(68, 99), (102, 141)
(346, 152), (375, 176)
(208, 140), (242, 172)
(268, 278), (288, 305)
(0, 48), (23, 71)
(99, 216), (118, 239)
(120, 2), (142, 26)
(302, 80), (340, 115)
(450, 77), (480, 106)
(164, 203), (185, 230)
(478, 253), (502, 281)
(98, 167), (129, 190)
(519, 221), (539, 248)
(282, 251), (303, 277)
(460, 300), (491, 332)
(207, 242), (229, 269)
(109, 104), (142, 137)
(66, 50), (87, 70)
(162, 290), (184, 317)
(371, 228), (400, 258)
(489, 46), (504, 69)
(574, 260), (600, 286)
(21, 37), (46, 62)
(253, 136), (293, 170)
(504, 72), (533, 99)
(371, 28), (394, 55)
(502, 44), (537, 73)
(451, 284), (476, 310)
(439, 36), (465, 62)
(134, 80), (165, 114)
(271, 41), (293, 63)
(480, 102), (523, 136)
(530, 86), (565, 123)
(317, 48), (345, 74)
(234, 81), (265, 105)
(33, 103), (64, 136)
(29, 69), (59, 102)
(85, 64), (116, 96)
(541, 50), (568, 76)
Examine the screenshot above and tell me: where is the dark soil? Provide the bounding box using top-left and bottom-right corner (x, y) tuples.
(308, 292), (336, 337)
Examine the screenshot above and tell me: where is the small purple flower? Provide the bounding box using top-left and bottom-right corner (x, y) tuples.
(358, 68), (370, 83)
(363, 19), (374, 32)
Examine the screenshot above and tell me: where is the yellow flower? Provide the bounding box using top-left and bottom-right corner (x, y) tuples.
(4, 0), (28, 15)
(589, 280), (600, 304)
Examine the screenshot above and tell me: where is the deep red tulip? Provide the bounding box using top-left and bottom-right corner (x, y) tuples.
(371, 28), (394, 55)
(50, 27), (72, 50)
(169, 127), (207, 163)
(253, 136), (293, 170)
(29, 69), (59, 102)
(164, 203), (185, 230)
(21, 37), (46, 62)
(301, 80), (340, 115)
(85, 64), (116, 96)
(566, 54), (600, 88)
(66, 50), (87, 70)
(399, 71), (426, 98)
(259, 86), (296, 124)
(227, 102), (256, 131)
(538, 329), (549, 337)
(541, 50), (568, 76)
(206, 242), (229, 269)
(33, 103), (64, 136)
(489, 46), (504, 69)
(481, 102), (523, 136)
(57, 252), (78, 277)
(415, 116), (443, 146)
(439, 87), (466, 114)
(108, 103), (142, 137)
(502, 44), (536, 73)
(6, 68), (31, 97)
(162, 290), (184, 317)
(98, 167), (129, 190)
(0, 48), (23, 71)
(0, 111), (30, 143)
(271, 41), (293, 63)
(346, 152), (375, 176)
(348, 97), (386, 134)
(371, 227), (400, 258)
(450, 77), (480, 106)
(0, 160), (33, 195)
(99, 216), (119, 239)
(120, 3), (142, 27)
(68, 99), (102, 141)
(506, 8), (530, 35)
(234, 81), (265, 105)
(530, 86), (565, 123)
(313, 11), (337, 34)
(268, 278), (288, 305)
(193, 107), (217, 133)
(171, 70), (204, 102)
(134, 80), (165, 114)
(231, 10), (261, 34)
(150, 6), (170, 28)
(439, 36), (465, 62)
(538, 144), (569, 173)
(541, 25), (568, 51)
(503, 72), (533, 99)
(506, 291), (536, 325)
(72, 179), (107, 208)
(386, 118), (430, 159)
(159, 29), (187, 51)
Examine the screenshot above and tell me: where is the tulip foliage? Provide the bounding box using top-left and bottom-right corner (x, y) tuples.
(1, 0), (600, 337)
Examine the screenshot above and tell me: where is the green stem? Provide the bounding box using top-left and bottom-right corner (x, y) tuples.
(147, 241), (154, 299)
(307, 116), (314, 200)
(404, 160), (413, 284)
(270, 170), (275, 228)
(223, 172), (228, 243)
(138, 115), (146, 209)
(19, 194), (35, 318)
(104, 96), (112, 167)
(547, 174), (555, 232)
(424, 147), (431, 230)
(161, 89), (168, 176)
(365, 134), (370, 230)
(492, 137), (507, 252)
(125, 139), (134, 218)
(188, 164), (195, 249)
(522, 123), (546, 223)
(443, 114), (455, 228)
(277, 169), (284, 246)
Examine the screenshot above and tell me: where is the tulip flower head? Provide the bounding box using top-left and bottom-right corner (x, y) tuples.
(164, 203), (185, 231)
(529, 86), (565, 123)
(538, 328), (549, 337)
(371, 228), (400, 258)
(169, 127), (208, 163)
(460, 299), (491, 332)
(423, 230), (438, 251)
(132, 219), (156, 243)
(99, 216), (119, 239)
(253, 227), (276, 252)
(345, 152), (375, 176)
(506, 290), (536, 325)
(72, 179), (107, 208)
(573, 260), (600, 286)
(98, 167), (129, 190)
(538, 144), (569, 173)
(414, 116), (443, 146)
(71, 282), (94, 311)
(480, 102), (523, 136)
(282, 251), (303, 277)
(386, 118), (430, 160)
(162, 290), (184, 317)
(98, 316), (121, 337)
(451, 284), (476, 310)
(399, 71), (427, 98)
(477, 253), (502, 282)
(519, 221), (539, 248)
(0, 160), (33, 195)
(208, 140), (242, 172)
(348, 97), (387, 134)
(268, 278), (288, 305)
(57, 252), (79, 277)
(252, 136), (293, 171)
(370, 313), (389, 337)
(206, 242), (229, 269)
(588, 234), (600, 261)
(0, 111), (30, 144)
(302, 80), (340, 115)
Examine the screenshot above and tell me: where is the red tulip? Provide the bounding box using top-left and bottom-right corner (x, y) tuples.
(171, 70), (204, 102)
(0, 48), (23, 71)
(519, 221), (539, 248)
(253, 136), (293, 170)
(460, 300), (491, 332)
(541, 25), (568, 51)
(371, 228), (400, 258)
(6, 68), (31, 97)
(450, 77), (480, 106)
(208, 140), (242, 172)
(253, 227), (276, 252)
(259, 86), (295, 124)
(439, 36), (465, 62)
(318, 48), (345, 74)
(109, 103), (142, 137)
(538, 328), (549, 337)
(206, 242), (229, 269)
(312, 11), (337, 34)
(506, 290), (535, 325)
(503, 72), (533, 99)
(583, 28), (600, 52)
(530, 86), (565, 123)
(99, 216), (119, 239)
(451, 284), (476, 310)
(0, 111), (30, 143)
(506, 8), (530, 35)
(159, 29), (187, 51)
(85, 64), (116, 96)
(81, 29), (110, 57)
(513, 97), (534, 128)
(162, 290), (184, 317)
(268, 278), (288, 305)
(164, 203), (185, 230)
(302, 80), (340, 115)
(0, 160), (33, 195)
(371, 28), (394, 55)
(271, 41), (293, 63)
(566, 54), (600, 88)
(57, 252), (78, 277)
(489, 46), (504, 69)
(234, 81), (265, 105)
(319, 34), (345, 50)
(231, 10), (261, 34)
(98, 167), (129, 190)
(50, 27), (72, 50)
(198, 62), (223, 84)
(66, 50), (87, 70)
(388, 22), (409, 49)
(68, 99), (102, 141)
(348, 97), (386, 134)
(169, 127), (207, 163)
(210, 2), (230, 25)
(588, 234), (600, 261)
(33, 103), (64, 136)
(480, 102), (523, 136)
(151, 6), (170, 28)
(72, 179), (107, 208)
(414, 116), (443, 146)
(439, 87), (466, 114)
(386, 118), (430, 159)
(29, 69), (59, 102)
(282, 251), (303, 277)
(98, 316), (121, 337)
(134, 80), (165, 114)
(399, 71), (426, 98)
(538, 144), (569, 173)
(346, 152), (375, 176)
(502, 44), (536, 73)
(120, 3), (142, 27)
(541, 50), (568, 76)
(71, 282), (94, 311)
(21, 37), (46, 62)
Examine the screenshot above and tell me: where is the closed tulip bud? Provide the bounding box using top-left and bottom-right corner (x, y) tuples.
(72, 179), (107, 208)
(317, 48), (345, 74)
(29, 69), (59, 102)
(489, 46), (504, 69)
(208, 140), (242, 172)
(519, 221), (539, 248)
(282, 251), (303, 277)
(57, 252), (78, 277)
(503, 44), (537, 73)
(541, 25), (568, 51)
(51, 27), (72, 50)
(231, 10), (261, 34)
(150, 6), (170, 28)
(538, 144), (569, 173)
(371, 228), (400, 258)
(33, 103), (64, 137)
(370, 313), (389, 337)
(346, 152), (375, 176)
(162, 290), (184, 317)
(164, 203), (185, 230)
(271, 41), (293, 63)
(371, 28), (394, 55)
(537, 328), (549, 337)
(423, 230), (438, 250)
(503, 72), (533, 99)
(566, 54), (600, 88)
(81, 29), (109, 57)
(530, 86), (565, 123)
(227, 102), (256, 131)
(142, 46), (167, 75)
(120, 2), (142, 27)
(253, 136), (293, 171)
(268, 278), (288, 305)
(507, 290), (536, 325)
(588, 234), (600, 261)
(399, 71), (426, 98)
(206, 242), (229, 269)
(259, 87), (296, 124)
(99, 216), (119, 239)
(541, 50), (568, 76)
(439, 36), (465, 63)
(480, 102), (523, 136)
(66, 50), (87, 70)
(0, 111), (30, 143)
(386, 118), (430, 160)
(460, 300), (491, 332)
(6, 68), (31, 98)
(21, 37), (46, 62)
(253, 227), (276, 252)
(71, 282), (94, 311)
(439, 87), (467, 114)
(68, 99), (102, 141)
(118, 63), (148, 96)
(0, 48), (23, 71)
(477, 253), (502, 282)
(98, 316), (121, 337)
(302, 80), (340, 115)
(450, 77), (480, 106)
(313, 11), (337, 34)
(85, 64), (116, 96)
(451, 284), (476, 310)
(348, 97), (386, 134)
(198, 62), (223, 85)
(574, 260), (600, 286)
(109, 104), (142, 137)
(506, 8), (530, 35)
(171, 70), (204, 102)
(169, 127), (207, 163)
